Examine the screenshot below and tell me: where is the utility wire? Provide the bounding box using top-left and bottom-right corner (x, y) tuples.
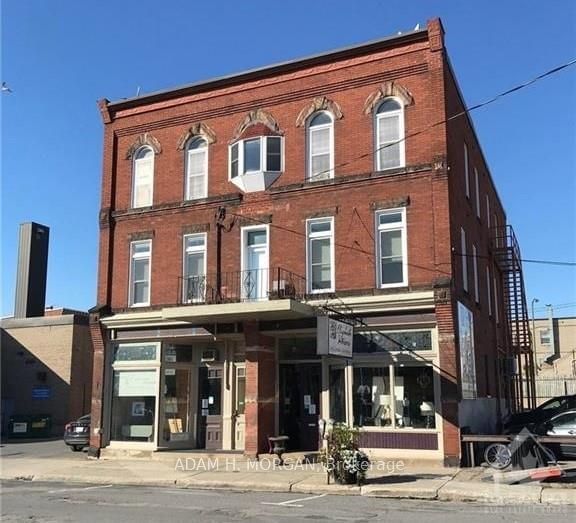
(454, 251), (576, 267)
(308, 57), (576, 181)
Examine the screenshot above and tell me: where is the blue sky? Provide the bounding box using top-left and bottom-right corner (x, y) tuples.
(2, 0), (575, 318)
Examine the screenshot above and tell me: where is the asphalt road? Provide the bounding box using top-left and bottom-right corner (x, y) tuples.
(0, 438), (85, 460)
(2, 480), (575, 523)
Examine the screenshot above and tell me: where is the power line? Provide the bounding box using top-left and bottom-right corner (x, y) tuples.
(308, 57), (576, 182)
(454, 251), (576, 267)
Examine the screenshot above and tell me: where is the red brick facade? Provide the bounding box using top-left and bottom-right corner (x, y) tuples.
(91, 18), (509, 463)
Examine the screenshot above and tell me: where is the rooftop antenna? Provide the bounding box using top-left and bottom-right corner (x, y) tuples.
(136, 86), (141, 97)
(414, 23), (420, 31)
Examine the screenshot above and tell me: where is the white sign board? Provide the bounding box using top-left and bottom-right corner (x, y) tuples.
(317, 316), (353, 358)
(457, 301), (477, 399)
(117, 371), (156, 397)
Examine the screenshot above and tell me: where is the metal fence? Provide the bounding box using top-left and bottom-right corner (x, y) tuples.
(522, 377), (576, 404)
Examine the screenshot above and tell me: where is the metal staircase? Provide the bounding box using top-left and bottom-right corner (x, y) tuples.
(492, 225), (536, 412)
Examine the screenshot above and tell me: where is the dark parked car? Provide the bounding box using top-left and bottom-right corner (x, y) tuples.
(504, 395), (576, 434)
(534, 409), (576, 460)
(63, 414), (90, 451)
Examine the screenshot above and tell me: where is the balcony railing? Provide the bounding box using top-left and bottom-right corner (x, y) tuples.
(178, 267), (307, 305)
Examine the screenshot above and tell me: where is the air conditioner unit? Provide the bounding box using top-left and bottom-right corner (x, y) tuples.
(201, 349), (218, 362)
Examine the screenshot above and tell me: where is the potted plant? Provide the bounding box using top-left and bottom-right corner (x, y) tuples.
(320, 423), (370, 485)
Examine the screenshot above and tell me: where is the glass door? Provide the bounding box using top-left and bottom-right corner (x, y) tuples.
(161, 367), (195, 448)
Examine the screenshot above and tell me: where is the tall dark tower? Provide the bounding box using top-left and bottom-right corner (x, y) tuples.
(14, 222), (50, 318)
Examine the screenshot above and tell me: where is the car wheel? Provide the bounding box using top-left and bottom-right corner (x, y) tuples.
(484, 443), (512, 470)
(71, 445), (83, 452)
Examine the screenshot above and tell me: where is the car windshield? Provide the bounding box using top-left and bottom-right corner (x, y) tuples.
(540, 398), (566, 411)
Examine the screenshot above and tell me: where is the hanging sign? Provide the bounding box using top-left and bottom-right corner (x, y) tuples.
(317, 316), (353, 358)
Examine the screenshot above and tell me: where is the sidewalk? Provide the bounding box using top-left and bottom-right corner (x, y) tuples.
(1, 450), (575, 505)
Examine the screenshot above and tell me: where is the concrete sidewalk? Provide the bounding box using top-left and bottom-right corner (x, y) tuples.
(1, 451), (575, 505)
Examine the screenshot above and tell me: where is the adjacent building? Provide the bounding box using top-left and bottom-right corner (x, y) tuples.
(89, 18), (533, 465)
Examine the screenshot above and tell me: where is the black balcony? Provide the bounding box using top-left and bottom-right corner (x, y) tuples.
(178, 267), (307, 305)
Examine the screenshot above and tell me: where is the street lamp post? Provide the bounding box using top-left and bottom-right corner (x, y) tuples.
(531, 298), (539, 352)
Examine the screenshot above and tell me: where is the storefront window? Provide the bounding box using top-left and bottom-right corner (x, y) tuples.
(110, 370), (157, 442)
(353, 367), (392, 427)
(114, 344), (157, 362)
(164, 345), (193, 363)
(329, 367), (346, 422)
(394, 366), (435, 429)
(354, 331), (432, 353)
(352, 365), (435, 429)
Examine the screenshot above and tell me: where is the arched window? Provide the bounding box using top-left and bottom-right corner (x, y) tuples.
(132, 146), (154, 208)
(186, 137), (208, 200)
(375, 98), (404, 171)
(307, 111), (334, 181)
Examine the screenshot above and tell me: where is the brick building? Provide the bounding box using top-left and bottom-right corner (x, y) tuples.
(89, 18), (532, 465)
(1, 308), (93, 436)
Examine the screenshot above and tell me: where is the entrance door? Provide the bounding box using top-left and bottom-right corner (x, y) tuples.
(196, 366), (223, 449)
(161, 367), (194, 448)
(279, 364), (321, 451)
(243, 228), (268, 301)
(232, 365), (246, 450)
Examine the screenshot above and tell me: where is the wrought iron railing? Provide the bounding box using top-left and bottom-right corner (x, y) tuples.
(179, 267), (307, 305)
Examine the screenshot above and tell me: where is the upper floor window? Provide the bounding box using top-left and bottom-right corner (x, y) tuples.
(375, 98), (405, 171)
(307, 217), (334, 293)
(129, 240), (151, 307)
(186, 138), (208, 200)
(183, 234), (206, 303)
(460, 227), (468, 292)
(307, 111), (334, 181)
(132, 147), (154, 208)
(375, 208), (407, 287)
(474, 168), (481, 218)
(229, 136), (283, 179)
(464, 142), (470, 198)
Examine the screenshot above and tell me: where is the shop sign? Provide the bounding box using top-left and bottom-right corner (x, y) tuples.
(317, 316), (353, 358)
(32, 386), (51, 399)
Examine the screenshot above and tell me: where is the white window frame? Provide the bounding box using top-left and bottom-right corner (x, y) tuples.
(129, 239), (152, 307)
(185, 138), (208, 200)
(464, 142), (470, 198)
(474, 168), (481, 218)
(461, 227), (468, 292)
(228, 136), (284, 180)
(307, 111), (334, 181)
(375, 208), (408, 288)
(375, 98), (405, 171)
(472, 244), (479, 303)
(486, 194), (491, 228)
(486, 265), (492, 317)
(306, 217), (335, 293)
(240, 224), (270, 301)
(132, 146), (154, 208)
(182, 233), (207, 303)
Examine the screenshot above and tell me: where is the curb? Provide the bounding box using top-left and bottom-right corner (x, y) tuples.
(2, 473), (575, 505)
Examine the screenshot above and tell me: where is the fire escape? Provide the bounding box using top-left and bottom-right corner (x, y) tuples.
(492, 225), (536, 413)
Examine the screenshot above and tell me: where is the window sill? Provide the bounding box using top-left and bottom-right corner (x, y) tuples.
(129, 303), (150, 308)
(378, 282), (408, 290)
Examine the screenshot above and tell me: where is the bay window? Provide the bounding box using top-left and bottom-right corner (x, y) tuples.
(229, 136), (283, 178)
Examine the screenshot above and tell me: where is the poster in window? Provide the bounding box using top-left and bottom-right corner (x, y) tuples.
(131, 401), (145, 417)
(117, 371), (156, 397)
(458, 301), (477, 399)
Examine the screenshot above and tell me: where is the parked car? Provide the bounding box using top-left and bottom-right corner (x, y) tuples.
(504, 395), (576, 434)
(63, 414), (90, 451)
(534, 409), (576, 461)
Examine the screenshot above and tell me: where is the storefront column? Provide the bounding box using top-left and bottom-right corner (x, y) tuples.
(243, 321), (275, 458)
(87, 306), (109, 458)
(434, 283), (461, 466)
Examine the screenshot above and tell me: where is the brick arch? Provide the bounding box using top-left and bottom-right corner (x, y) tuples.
(176, 122), (217, 150)
(363, 81), (414, 115)
(231, 109), (282, 142)
(295, 96), (343, 127)
(125, 133), (162, 159)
